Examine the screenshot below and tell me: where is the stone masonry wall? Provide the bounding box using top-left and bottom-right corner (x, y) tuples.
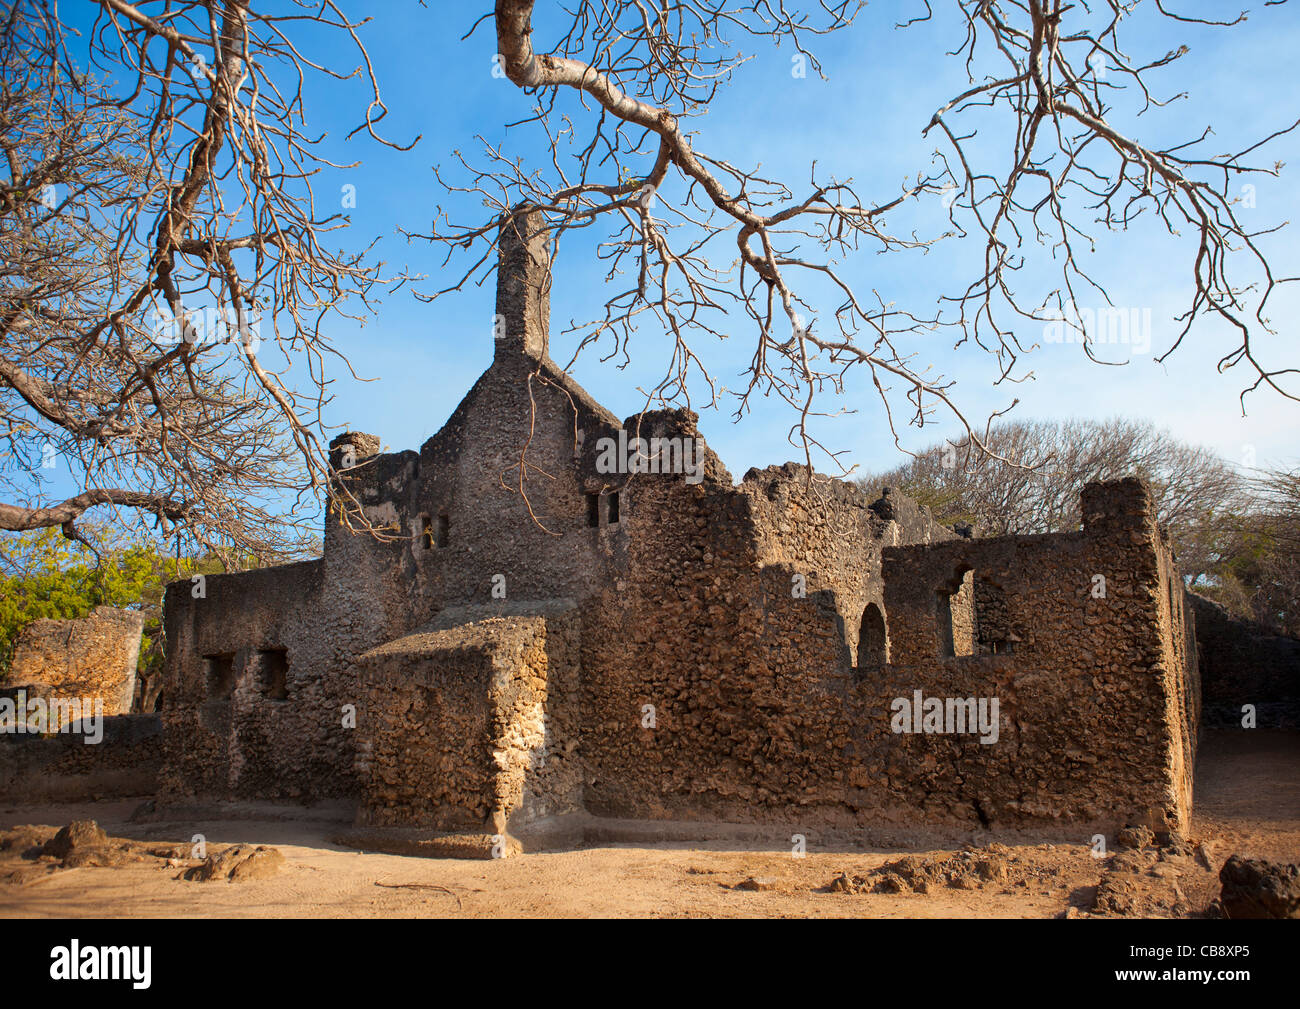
(8, 606), (144, 718)
(354, 606), (582, 832)
(1188, 592), (1300, 728)
(0, 714), (162, 802)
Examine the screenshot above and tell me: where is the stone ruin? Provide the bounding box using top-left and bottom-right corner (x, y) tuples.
(4, 605), (145, 721)
(145, 208), (1205, 853)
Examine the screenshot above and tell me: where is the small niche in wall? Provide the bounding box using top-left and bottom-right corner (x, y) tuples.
(436, 513), (450, 548)
(857, 602), (888, 670)
(586, 492), (600, 528)
(204, 654), (236, 700)
(419, 514), (434, 550)
(259, 648), (289, 701)
(608, 491), (620, 525)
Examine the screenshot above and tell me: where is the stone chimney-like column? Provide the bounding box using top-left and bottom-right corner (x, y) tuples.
(494, 203), (550, 362)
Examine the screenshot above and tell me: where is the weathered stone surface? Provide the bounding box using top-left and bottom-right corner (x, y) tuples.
(39, 820), (108, 859)
(1118, 825), (1155, 849)
(8, 606), (144, 719)
(0, 714), (162, 803)
(154, 216), (1203, 850)
(184, 844), (285, 883)
(1218, 854), (1300, 919)
(1188, 593), (1300, 729)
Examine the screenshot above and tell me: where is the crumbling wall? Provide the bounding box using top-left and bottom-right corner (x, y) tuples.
(872, 478), (1199, 833)
(1188, 592), (1300, 728)
(578, 476), (1198, 837)
(158, 559), (371, 801)
(7, 606), (143, 719)
(578, 461), (956, 828)
(354, 607), (582, 831)
(740, 470), (955, 667)
(0, 714), (162, 802)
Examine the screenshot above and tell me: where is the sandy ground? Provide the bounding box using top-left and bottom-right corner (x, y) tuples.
(0, 729), (1296, 918)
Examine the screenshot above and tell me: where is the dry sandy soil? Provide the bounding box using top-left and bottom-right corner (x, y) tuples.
(0, 729), (1295, 918)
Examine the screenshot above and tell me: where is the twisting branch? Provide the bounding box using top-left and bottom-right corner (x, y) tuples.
(0, 0), (419, 562)
(416, 0), (1296, 481)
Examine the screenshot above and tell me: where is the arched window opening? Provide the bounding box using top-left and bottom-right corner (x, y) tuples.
(857, 603), (888, 670)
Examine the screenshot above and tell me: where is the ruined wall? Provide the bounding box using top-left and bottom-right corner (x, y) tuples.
(354, 606), (582, 831)
(872, 478), (1199, 833)
(7, 606), (143, 718)
(578, 475), (1198, 837)
(0, 714), (162, 802)
(1188, 592), (1300, 728)
(578, 459), (961, 829)
(158, 559), (371, 801)
(154, 213), (1203, 840)
(739, 468), (955, 667)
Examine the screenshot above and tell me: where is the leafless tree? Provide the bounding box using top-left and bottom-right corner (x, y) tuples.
(1218, 463), (1300, 635)
(858, 417), (1248, 583)
(0, 0), (413, 562)
(420, 1), (1297, 476)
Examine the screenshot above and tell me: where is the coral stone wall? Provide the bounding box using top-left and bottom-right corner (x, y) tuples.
(1188, 592), (1300, 729)
(8, 606), (144, 718)
(875, 478), (1199, 833)
(0, 714), (162, 802)
(355, 606), (582, 831)
(577, 462), (958, 828)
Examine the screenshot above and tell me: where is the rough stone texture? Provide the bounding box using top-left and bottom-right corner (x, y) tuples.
(39, 820), (108, 859)
(354, 604), (583, 832)
(872, 479), (1199, 834)
(183, 844), (285, 883)
(155, 224), (1202, 846)
(0, 714), (161, 802)
(1217, 854), (1300, 919)
(1187, 593), (1300, 729)
(7, 606), (144, 719)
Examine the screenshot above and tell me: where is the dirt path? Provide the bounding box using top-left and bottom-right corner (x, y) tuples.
(1, 729), (1295, 918)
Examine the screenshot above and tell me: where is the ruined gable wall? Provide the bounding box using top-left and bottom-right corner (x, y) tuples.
(408, 355), (629, 607)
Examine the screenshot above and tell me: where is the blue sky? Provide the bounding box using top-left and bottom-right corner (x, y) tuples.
(54, 2), (1300, 515)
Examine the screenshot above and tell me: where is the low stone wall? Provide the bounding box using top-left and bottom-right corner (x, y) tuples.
(1189, 593), (1300, 729)
(0, 713), (162, 802)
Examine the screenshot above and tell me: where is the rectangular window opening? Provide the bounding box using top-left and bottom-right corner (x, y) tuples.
(586, 492), (600, 528)
(204, 654), (236, 700)
(436, 513), (450, 548)
(608, 491), (620, 525)
(259, 648), (289, 701)
(420, 514), (434, 550)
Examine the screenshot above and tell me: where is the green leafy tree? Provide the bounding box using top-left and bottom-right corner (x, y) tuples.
(0, 525), (235, 697)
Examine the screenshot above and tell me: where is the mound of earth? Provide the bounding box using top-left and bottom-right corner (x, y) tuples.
(1217, 855), (1300, 919)
(0, 820), (283, 886)
(827, 844), (1021, 895)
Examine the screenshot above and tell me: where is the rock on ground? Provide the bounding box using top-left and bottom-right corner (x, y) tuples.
(1218, 855), (1300, 919)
